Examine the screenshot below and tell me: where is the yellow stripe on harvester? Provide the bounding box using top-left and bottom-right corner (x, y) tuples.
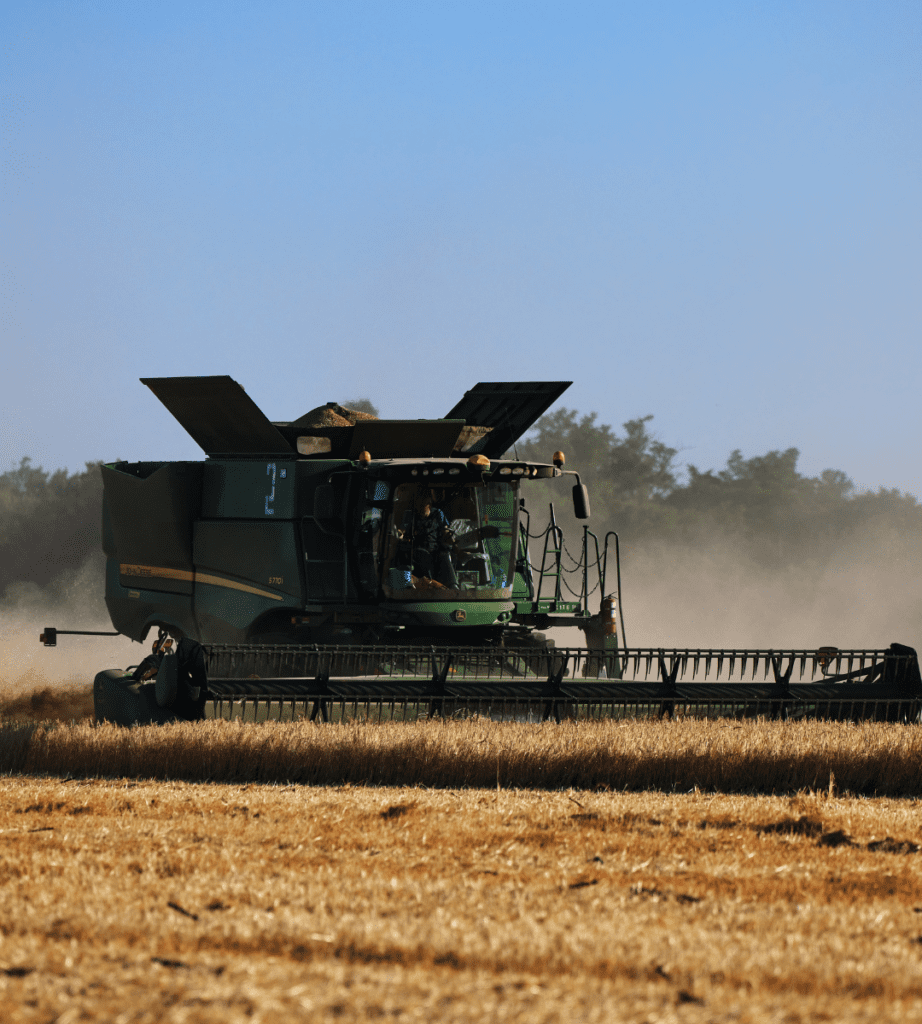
(119, 564), (284, 601)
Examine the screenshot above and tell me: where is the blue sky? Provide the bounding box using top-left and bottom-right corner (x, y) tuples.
(2, 1), (920, 494)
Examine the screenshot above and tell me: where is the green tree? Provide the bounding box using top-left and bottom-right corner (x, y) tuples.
(514, 409), (680, 538)
(516, 408), (677, 498)
(0, 458), (104, 601)
(340, 398), (380, 417)
(513, 409), (922, 566)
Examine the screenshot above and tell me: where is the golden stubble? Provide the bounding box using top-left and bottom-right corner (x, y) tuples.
(0, 778), (921, 1022)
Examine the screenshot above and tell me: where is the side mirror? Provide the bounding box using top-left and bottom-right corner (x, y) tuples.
(313, 483), (339, 521)
(572, 483), (590, 520)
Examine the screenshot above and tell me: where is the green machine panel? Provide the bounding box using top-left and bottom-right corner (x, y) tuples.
(201, 460), (297, 519)
(193, 520), (303, 601)
(102, 462), (201, 595)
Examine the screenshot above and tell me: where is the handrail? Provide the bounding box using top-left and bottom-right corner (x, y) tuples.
(581, 526), (603, 614)
(602, 531), (627, 647)
(522, 512), (616, 619)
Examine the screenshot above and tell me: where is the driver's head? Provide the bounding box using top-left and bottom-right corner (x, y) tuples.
(413, 488), (432, 515)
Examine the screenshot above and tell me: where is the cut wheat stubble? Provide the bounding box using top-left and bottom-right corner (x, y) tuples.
(0, 779), (921, 1022)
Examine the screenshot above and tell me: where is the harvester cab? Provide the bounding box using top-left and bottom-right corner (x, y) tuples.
(98, 377), (611, 652)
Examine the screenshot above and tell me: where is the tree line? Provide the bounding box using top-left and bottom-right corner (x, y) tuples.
(0, 457), (105, 606)
(2, 407), (920, 603)
(515, 410), (921, 567)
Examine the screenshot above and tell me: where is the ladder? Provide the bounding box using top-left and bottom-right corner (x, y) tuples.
(535, 503), (564, 606)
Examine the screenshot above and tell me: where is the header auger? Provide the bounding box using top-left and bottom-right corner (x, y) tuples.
(41, 376), (921, 725)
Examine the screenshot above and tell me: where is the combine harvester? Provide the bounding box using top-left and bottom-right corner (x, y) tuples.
(41, 377), (921, 725)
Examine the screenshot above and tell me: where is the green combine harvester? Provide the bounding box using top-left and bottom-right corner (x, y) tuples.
(41, 376), (921, 725)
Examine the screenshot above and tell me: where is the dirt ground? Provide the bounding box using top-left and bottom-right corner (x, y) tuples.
(0, 779), (921, 1022)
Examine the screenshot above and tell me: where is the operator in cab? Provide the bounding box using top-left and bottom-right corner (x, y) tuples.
(397, 487), (458, 588)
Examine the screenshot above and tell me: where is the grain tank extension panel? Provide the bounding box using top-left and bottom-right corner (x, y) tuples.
(141, 375), (293, 456)
(444, 381), (572, 457)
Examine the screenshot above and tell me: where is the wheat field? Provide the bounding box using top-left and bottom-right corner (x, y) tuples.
(1, 777), (922, 1022)
(3, 707), (922, 796)
(2, 682), (922, 1020)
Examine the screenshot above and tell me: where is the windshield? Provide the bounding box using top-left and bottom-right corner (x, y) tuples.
(363, 479), (518, 601)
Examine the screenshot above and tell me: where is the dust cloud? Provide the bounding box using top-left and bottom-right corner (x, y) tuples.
(618, 522), (922, 652)
(535, 496), (922, 654)
(1, 556), (139, 694)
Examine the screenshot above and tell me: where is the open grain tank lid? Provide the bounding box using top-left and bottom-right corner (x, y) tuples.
(140, 376), (571, 459)
(140, 375), (293, 456)
(443, 381), (572, 457)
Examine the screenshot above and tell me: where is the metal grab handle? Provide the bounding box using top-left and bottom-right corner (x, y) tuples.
(39, 627), (121, 647)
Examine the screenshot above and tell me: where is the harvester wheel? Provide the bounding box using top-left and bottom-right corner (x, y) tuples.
(93, 670), (177, 727)
(155, 655), (179, 707)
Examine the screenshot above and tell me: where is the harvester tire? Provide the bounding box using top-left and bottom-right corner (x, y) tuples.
(93, 670), (177, 727)
(155, 655), (179, 707)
